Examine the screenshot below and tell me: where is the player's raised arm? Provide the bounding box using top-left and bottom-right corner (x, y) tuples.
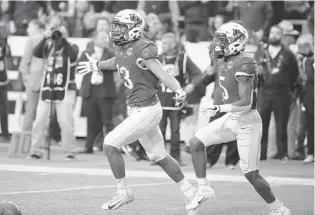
(77, 54), (116, 75)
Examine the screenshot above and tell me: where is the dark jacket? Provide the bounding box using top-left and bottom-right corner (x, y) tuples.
(178, 1), (209, 24)
(301, 56), (314, 115)
(259, 44), (299, 95)
(79, 47), (116, 99)
(158, 48), (202, 107)
(33, 37), (79, 91)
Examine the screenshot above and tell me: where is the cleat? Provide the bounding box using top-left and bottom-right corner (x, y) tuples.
(101, 190), (134, 210)
(270, 206), (291, 215)
(27, 154), (42, 160)
(186, 185), (215, 210)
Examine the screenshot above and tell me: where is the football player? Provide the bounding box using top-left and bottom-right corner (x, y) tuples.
(187, 22), (291, 215)
(78, 9), (199, 214)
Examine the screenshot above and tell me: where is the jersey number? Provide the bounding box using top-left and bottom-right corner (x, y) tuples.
(118, 66), (133, 89)
(218, 76), (229, 101)
(46, 73), (64, 86)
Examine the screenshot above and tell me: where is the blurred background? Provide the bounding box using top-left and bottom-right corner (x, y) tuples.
(0, 0), (313, 165)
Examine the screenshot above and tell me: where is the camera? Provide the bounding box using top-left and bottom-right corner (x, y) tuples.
(51, 29), (62, 41)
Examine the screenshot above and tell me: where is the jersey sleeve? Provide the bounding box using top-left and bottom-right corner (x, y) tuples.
(139, 42), (159, 60)
(234, 56), (256, 79)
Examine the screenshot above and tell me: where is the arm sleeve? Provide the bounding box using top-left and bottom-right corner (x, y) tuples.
(64, 40), (79, 62)
(288, 52), (299, 91)
(185, 56), (202, 86)
(33, 37), (46, 58)
(19, 39), (33, 79)
(263, 2), (273, 32)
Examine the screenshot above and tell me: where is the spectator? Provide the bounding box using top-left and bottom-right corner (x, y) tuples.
(79, 30), (116, 154)
(19, 19), (45, 132)
(235, 1), (273, 41)
(144, 13), (163, 41)
(258, 25), (299, 161)
(28, 16), (79, 160)
(10, 1), (47, 35)
(106, 1), (138, 14)
(138, 1), (179, 34)
(158, 32), (202, 165)
(67, 0), (89, 37)
(294, 34), (314, 163)
(0, 24), (11, 142)
(178, 1), (210, 42)
(278, 20), (299, 47)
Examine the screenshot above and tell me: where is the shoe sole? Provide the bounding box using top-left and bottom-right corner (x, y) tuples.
(101, 196), (134, 210)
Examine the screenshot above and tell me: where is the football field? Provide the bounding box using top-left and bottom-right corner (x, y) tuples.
(0, 143), (314, 215)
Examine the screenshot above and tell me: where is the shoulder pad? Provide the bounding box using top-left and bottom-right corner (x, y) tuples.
(134, 39), (158, 60)
(234, 55), (256, 76)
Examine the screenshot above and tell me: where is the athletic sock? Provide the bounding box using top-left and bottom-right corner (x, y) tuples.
(116, 177), (128, 193)
(177, 177), (195, 198)
(269, 199), (283, 211)
(197, 177), (208, 190)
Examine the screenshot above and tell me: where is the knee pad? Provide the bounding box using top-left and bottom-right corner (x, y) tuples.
(146, 141), (166, 163)
(189, 137), (205, 151)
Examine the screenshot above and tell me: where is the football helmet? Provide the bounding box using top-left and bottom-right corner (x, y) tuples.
(110, 9), (145, 46)
(209, 22), (248, 59)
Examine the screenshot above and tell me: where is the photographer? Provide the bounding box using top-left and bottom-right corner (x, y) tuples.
(28, 16), (79, 161)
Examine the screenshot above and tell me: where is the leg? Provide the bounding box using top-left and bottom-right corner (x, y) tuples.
(22, 89), (40, 131)
(259, 92), (272, 160)
(304, 110), (314, 163)
(190, 114), (235, 178)
(206, 113), (227, 167)
(138, 125), (198, 211)
(159, 110), (169, 141)
(101, 104), (164, 210)
(85, 98), (101, 153)
(293, 106), (307, 159)
(206, 144), (224, 167)
(98, 98), (115, 135)
(0, 88), (9, 138)
(169, 110), (181, 161)
(55, 90), (77, 157)
(237, 111), (290, 214)
(225, 140), (239, 166)
(29, 99), (50, 157)
(273, 94), (290, 159)
(286, 99), (299, 158)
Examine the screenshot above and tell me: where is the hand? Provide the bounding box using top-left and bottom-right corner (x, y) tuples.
(173, 89), (187, 107)
(184, 84), (194, 94)
(77, 53), (99, 75)
(200, 105), (220, 117)
(254, 29), (264, 41)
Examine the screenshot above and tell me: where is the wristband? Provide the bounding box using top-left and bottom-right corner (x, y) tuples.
(218, 104), (232, 112)
(175, 88), (185, 95)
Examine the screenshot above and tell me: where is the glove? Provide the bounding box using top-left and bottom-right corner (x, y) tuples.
(173, 89), (186, 107)
(77, 53), (99, 75)
(200, 105), (220, 117)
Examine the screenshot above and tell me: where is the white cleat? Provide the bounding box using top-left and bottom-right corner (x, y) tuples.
(187, 208), (199, 215)
(270, 206), (291, 215)
(185, 185), (215, 211)
(101, 189), (134, 210)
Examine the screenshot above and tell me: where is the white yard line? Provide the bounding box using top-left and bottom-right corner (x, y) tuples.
(0, 181), (174, 195)
(0, 164), (313, 186)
